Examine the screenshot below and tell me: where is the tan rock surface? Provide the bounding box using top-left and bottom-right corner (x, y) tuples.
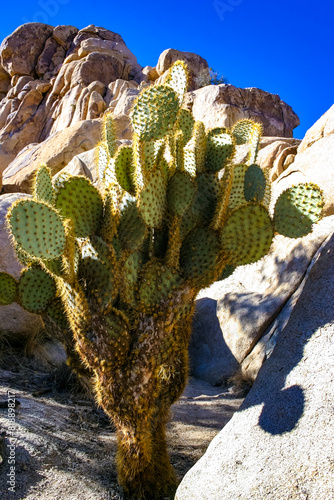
(298, 103), (334, 153)
(0, 23), (53, 76)
(2, 119), (102, 193)
(189, 85), (300, 137)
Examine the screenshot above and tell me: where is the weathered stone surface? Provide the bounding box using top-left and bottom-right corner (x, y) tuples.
(190, 216), (334, 385)
(112, 87), (140, 139)
(273, 119), (334, 216)
(52, 25), (78, 50)
(0, 65), (11, 94)
(177, 232), (334, 500)
(142, 65), (159, 81)
(0, 23), (53, 76)
(0, 193), (44, 336)
(2, 119), (102, 193)
(257, 140), (297, 170)
(188, 85), (300, 137)
(36, 36), (66, 77)
(71, 52), (124, 88)
(156, 48), (209, 91)
(299, 103), (334, 153)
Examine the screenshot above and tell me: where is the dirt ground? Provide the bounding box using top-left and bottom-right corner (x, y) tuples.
(0, 351), (244, 500)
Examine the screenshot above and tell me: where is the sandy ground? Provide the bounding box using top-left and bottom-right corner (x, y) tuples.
(0, 353), (244, 500)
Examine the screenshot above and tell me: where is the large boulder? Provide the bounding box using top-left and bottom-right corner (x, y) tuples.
(0, 23), (53, 76)
(2, 119), (102, 193)
(177, 232), (334, 500)
(156, 48), (209, 91)
(273, 104), (334, 216)
(187, 85), (300, 137)
(190, 216), (334, 385)
(0, 193), (44, 337)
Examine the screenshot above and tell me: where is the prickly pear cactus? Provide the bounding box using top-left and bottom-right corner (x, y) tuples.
(2, 61), (324, 499)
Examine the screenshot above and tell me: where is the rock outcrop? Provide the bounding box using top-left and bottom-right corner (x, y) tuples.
(0, 23), (300, 193)
(177, 232), (334, 499)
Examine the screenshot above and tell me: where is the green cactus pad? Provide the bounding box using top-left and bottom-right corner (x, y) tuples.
(180, 227), (220, 286)
(176, 108), (194, 144)
(227, 164), (248, 211)
(190, 173), (220, 224)
(114, 145), (135, 194)
(79, 236), (116, 306)
(33, 164), (55, 205)
(102, 112), (117, 158)
(183, 146), (197, 177)
(138, 169), (167, 228)
(96, 141), (111, 185)
(274, 183), (324, 238)
(164, 60), (189, 105)
(121, 251), (145, 306)
(221, 204), (274, 266)
(130, 85), (180, 141)
(18, 265), (56, 314)
(8, 199), (66, 260)
(138, 259), (181, 312)
(55, 176), (103, 238)
(231, 119), (262, 164)
(244, 164), (266, 202)
(205, 128), (235, 172)
(192, 121), (207, 173)
(167, 172), (196, 216)
(0, 273), (17, 306)
(118, 194), (147, 251)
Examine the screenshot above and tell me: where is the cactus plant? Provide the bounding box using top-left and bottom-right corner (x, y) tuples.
(1, 61), (324, 499)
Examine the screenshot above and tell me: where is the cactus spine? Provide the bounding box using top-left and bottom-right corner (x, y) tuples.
(2, 61), (324, 499)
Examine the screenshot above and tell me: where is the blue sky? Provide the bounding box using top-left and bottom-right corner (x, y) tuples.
(0, 0), (333, 139)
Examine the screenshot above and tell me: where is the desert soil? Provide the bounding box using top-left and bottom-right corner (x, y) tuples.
(0, 353), (244, 500)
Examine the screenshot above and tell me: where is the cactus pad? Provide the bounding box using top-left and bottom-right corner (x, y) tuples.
(231, 119), (262, 164)
(138, 169), (167, 228)
(96, 141), (111, 185)
(114, 145), (135, 194)
(33, 164), (55, 205)
(205, 128), (235, 172)
(190, 173), (219, 224)
(18, 265), (56, 313)
(8, 199), (66, 259)
(274, 183), (324, 238)
(130, 85), (180, 141)
(167, 172), (196, 217)
(121, 251), (145, 306)
(138, 260), (181, 312)
(102, 112), (117, 158)
(118, 194), (147, 251)
(244, 164), (266, 202)
(180, 227), (219, 285)
(176, 109), (194, 144)
(55, 176), (103, 238)
(221, 204), (274, 266)
(164, 60), (189, 104)
(0, 273), (17, 305)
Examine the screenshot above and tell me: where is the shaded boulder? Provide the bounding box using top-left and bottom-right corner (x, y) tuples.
(177, 232), (334, 500)
(190, 216), (334, 385)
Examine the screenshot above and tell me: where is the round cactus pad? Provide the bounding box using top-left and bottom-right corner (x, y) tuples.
(115, 145), (135, 193)
(8, 199), (66, 259)
(221, 204), (274, 266)
(164, 61), (189, 104)
(18, 265), (56, 314)
(180, 227), (219, 285)
(0, 273), (17, 305)
(118, 195), (147, 251)
(177, 109), (194, 144)
(131, 85), (180, 141)
(55, 176), (103, 238)
(274, 183), (324, 238)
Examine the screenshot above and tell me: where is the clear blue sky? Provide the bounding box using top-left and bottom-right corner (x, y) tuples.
(0, 0), (333, 139)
